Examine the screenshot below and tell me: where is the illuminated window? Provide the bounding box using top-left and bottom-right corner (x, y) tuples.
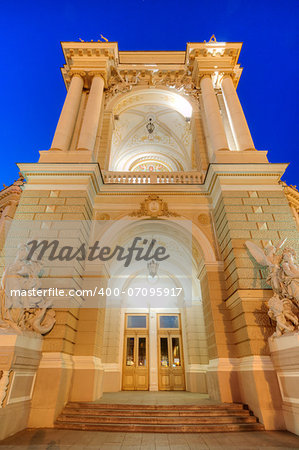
(127, 315), (147, 328)
(159, 315), (179, 329)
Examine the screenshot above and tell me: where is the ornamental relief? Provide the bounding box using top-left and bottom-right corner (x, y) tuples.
(0, 244), (56, 336)
(105, 68), (200, 105)
(129, 195), (179, 218)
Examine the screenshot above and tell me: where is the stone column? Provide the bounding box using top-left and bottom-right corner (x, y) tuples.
(221, 75), (255, 151)
(200, 75), (229, 156)
(50, 73), (84, 151)
(77, 73), (104, 151)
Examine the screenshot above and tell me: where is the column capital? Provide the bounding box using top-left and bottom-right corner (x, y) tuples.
(87, 71), (106, 89)
(199, 73), (212, 84)
(69, 70), (86, 79)
(219, 73), (239, 89)
(88, 71), (105, 79)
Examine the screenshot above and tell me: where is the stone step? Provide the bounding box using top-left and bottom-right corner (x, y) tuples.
(66, 402), (245, 411)
(62, 408), (251, 417)
(56, 414), (257, 425)
(55, 402), (264, 433)
(55, 422), (265, 433)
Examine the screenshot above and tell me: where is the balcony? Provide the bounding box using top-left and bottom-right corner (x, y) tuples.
(102, 171), (204, 185)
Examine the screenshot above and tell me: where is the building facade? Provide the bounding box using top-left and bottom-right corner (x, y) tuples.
(0, 38), (299, 439)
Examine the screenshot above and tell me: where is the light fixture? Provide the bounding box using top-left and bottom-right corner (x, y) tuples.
(147, 259), (159, 279)
(146, 117), (155, 134)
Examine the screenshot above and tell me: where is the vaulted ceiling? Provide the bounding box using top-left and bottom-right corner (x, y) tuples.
(109, 90), (193, 172)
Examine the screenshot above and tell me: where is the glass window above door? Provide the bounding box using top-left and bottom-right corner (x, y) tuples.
(127, 315), (147, 329)
(159, 315), (179, 329)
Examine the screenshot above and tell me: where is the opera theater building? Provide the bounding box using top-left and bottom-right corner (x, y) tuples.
(0, 37), (298, 443)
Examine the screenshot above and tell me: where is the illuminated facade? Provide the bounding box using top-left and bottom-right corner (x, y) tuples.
(0, 38), (299, 439)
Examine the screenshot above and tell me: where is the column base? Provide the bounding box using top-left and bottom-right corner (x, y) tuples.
(185, 365), (208, 393)
(269, 332), (299, 435)
(102, 364), (121, 392)
(69, 356), (104, 401)
(206, 356), (285, 429)
(206, 358), (241, 403)
(39, 150), (94, 163)
(237, 356), (285, 430)
(212, 150), (269, 164)
(28, 352), (73, 428)
(0, 332), (42, 440)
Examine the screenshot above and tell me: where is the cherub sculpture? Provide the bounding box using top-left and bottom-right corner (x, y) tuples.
(245, 240), (299, 337)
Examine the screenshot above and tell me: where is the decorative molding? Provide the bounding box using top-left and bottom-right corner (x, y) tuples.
(277, 372), (299, 405)
(0, 370), (11, 407)
(105, 68), (201, 104)
(129, 194), (179, 218)
(0, 176), (25, 202)
(72, 356), (103, 370)
(38, 352), (73, 370)
(6, 371), (36, 405)
(207, 356), (275, 372)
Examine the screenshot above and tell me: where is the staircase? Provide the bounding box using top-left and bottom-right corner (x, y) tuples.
(55, 402), (264, 433)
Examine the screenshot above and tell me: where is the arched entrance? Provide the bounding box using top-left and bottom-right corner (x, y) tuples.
(95, 217), (215, 393)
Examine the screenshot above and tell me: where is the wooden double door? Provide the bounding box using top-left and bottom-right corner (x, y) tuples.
(122, 313), (185, 391)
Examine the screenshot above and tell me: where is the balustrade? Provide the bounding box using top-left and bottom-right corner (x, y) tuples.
(102, 171), (204, 185)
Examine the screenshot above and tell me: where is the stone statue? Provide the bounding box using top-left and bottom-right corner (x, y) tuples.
(281, 247), (299, 307)
(0, 244), (56, 335)
(245, 240), (299, 337)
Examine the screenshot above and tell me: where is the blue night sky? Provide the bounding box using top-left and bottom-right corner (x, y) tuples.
(0, 0), (298, 187)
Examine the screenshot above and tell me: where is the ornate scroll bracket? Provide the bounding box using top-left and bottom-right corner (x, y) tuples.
(129, 195), (179, 218)
(245, 240), (299, 338)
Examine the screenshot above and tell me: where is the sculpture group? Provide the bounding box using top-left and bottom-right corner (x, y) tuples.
(0, 244), (55, 335)
(246, 240), (299, 337)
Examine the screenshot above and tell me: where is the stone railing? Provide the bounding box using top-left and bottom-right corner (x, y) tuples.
(102, 171), (204, 185)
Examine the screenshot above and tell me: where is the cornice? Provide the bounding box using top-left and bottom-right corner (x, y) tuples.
(0, 177), (25, 202)
(58, 39), (245, 93)
(17, 163), (103, 199)
(186, 42), (243, 88)
(280, 181), (299, 212)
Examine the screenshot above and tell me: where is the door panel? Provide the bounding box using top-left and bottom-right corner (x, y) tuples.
(123, 336), (136, 390)
(122, 315), (149, 391)
(170, 336), (185, 390)
(135, 336), (148, 390)
(158, 315), (185, 391)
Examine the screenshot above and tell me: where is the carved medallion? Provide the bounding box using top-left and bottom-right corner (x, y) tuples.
(130, 195), (179, 218)
(198, 213), (209, 225)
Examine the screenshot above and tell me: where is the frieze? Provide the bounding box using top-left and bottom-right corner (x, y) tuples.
(105, 68), (201, 105)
